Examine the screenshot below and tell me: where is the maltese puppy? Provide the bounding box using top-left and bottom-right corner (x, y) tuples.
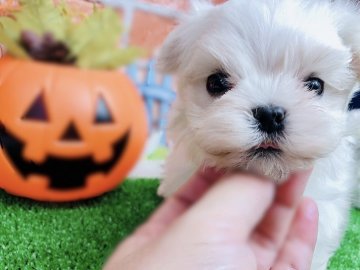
(157, 0), (360, 269)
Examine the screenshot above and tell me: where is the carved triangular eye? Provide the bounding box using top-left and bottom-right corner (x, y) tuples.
(95, 96), (113, 124)
(22, 93), (48, 121)
(60, 122), (81, 141)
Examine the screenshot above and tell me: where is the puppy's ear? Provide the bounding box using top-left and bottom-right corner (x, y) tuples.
(336, 2), (360, 77)
(157, 1), (214, 74)
(339, 26), (360, 77)
(156, 22), (189, 74)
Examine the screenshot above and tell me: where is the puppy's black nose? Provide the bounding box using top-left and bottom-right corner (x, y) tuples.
(252, 106), (286, 134)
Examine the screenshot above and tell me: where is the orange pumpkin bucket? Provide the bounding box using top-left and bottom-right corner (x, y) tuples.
(0, 56), (147, 201)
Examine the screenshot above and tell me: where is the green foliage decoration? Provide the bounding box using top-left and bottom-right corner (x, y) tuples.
(0, 0), (141, 69)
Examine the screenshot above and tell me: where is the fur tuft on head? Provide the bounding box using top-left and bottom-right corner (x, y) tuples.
(157, 1), (215, 74)
(333, 0), (360, 77)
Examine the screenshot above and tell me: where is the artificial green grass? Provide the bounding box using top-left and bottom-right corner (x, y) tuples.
(0, 180), (162, 270)
(328, 208), (360, 270)
(0, 180), (358, 270)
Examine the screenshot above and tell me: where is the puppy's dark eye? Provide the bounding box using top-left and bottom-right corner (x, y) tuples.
(206, 72), (232, 97)
(304, 77), (324, 96)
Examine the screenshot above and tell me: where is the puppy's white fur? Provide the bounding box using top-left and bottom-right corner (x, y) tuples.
(157, 1), (360, 269)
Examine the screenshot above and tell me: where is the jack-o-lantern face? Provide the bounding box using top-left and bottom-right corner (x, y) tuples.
(0, 57), (147, 201)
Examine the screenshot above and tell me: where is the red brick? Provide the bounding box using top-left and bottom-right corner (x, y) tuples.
(129, 10), (177, 55)
(139, 0), (189, 11)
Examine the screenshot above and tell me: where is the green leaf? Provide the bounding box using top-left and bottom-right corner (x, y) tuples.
(67, 8), (121, 55)
(0, 17), (21, 40)
(67, 7), (142, 69)
(17, 0), (70, 40)
(0, 21), (28, 59)
(0, 0), (141, 69)
(77, 46), (142, 70)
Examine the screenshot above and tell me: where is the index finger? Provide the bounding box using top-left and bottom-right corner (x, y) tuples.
(119, 167), (224, 251)
(178, 172), (276, 242)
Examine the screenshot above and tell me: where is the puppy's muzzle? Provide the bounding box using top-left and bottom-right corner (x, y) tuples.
(252, 105), (286, 134)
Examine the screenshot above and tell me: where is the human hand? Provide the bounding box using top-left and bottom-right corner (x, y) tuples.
(104, 169), (318, 270)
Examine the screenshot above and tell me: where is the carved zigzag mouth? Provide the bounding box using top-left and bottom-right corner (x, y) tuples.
(0, 124), (129, 190)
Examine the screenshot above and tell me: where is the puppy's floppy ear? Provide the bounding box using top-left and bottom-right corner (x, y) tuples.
(156, 22), (190, 74)
(339, 27), (360, 78)
(336, 1), (360, 77)
(157, 0), (214, 74)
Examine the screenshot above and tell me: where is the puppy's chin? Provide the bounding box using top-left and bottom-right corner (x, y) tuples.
(246, 154), (312, 182)
(204, 148), (313, 183)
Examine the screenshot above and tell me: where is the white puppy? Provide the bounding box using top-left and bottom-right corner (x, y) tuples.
(157, 1), (360, 269)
